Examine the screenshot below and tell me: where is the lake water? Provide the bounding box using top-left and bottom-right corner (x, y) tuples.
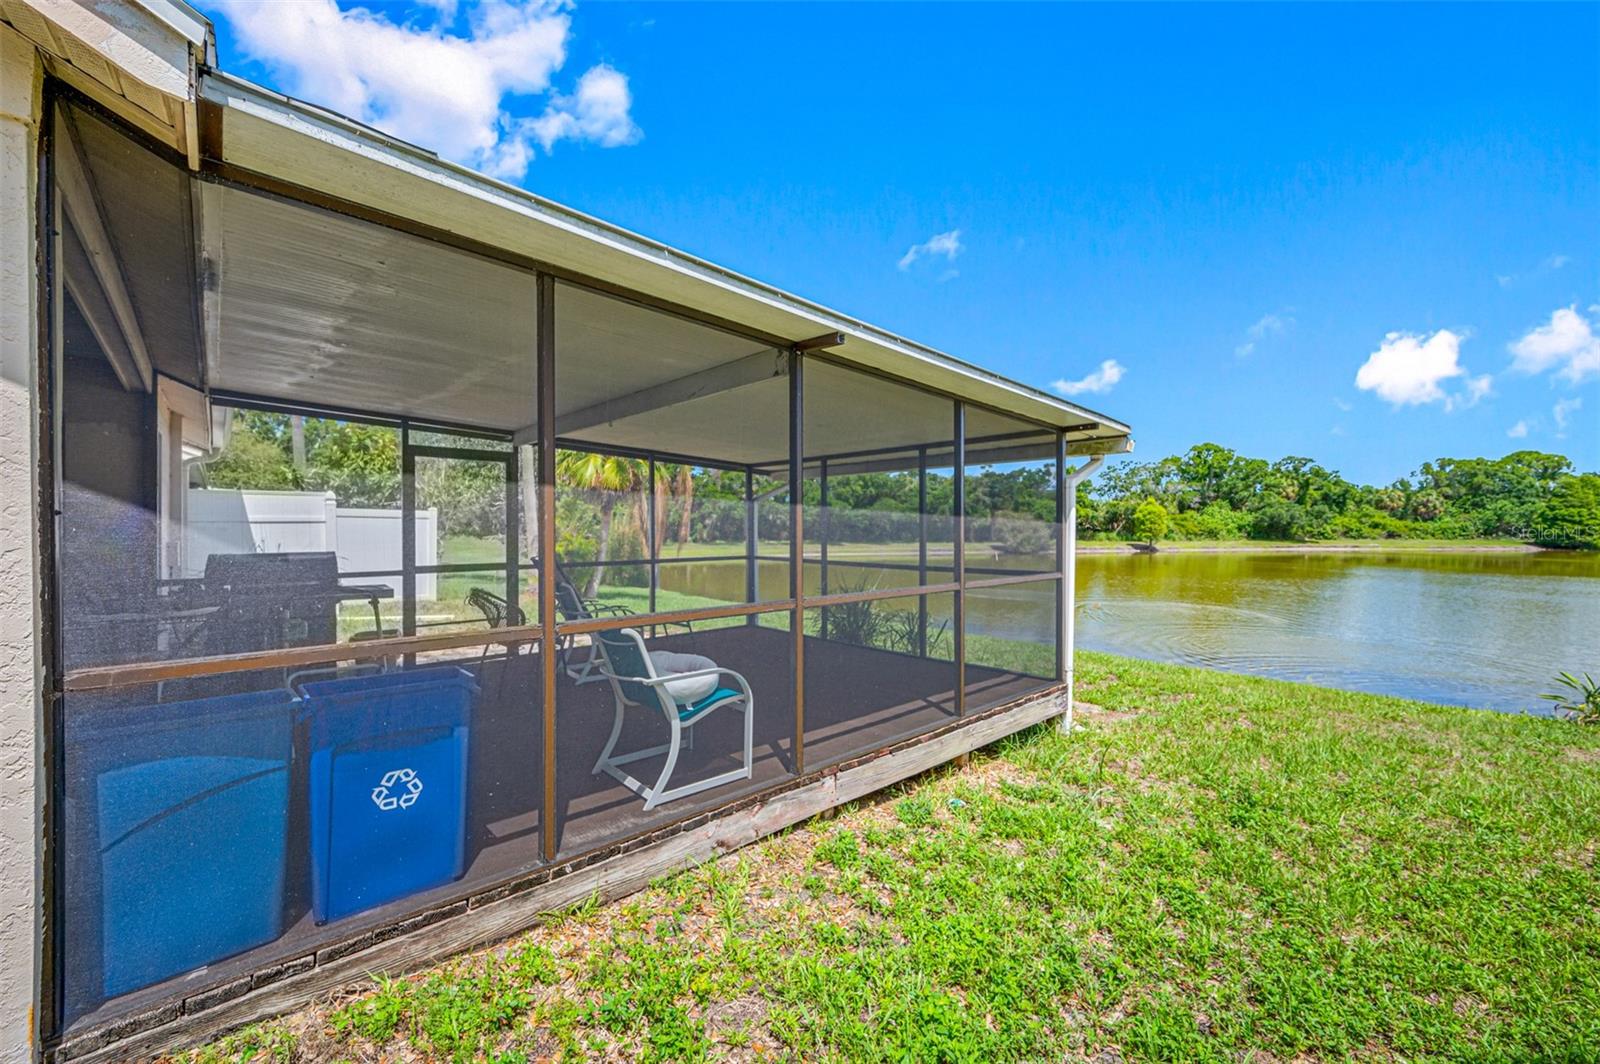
(667, 548), (1600, 714)
(1073, 549), (1600, 713)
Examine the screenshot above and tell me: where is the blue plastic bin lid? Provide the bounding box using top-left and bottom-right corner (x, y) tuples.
(299, 666), (479, 749)
(299, 666), (478, 702)
(66, 687), (296, 747)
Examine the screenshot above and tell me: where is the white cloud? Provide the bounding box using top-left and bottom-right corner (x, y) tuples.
(1355, 329), (1472, 407)
(1052, 359), (1124, 397)
(523, 63), (641, 155)
(1234, 311), (1293, 357)
(1508, 306), (1600, 385)
(898, 229), (963, 272)
(1506, 420), (1529, 439)
(1545, 254), (1571, 270)
(1331, 397), (1353, 412)
(1445, 373), (1493, 412)
(1553, 396), (1582, 437)
(205, 0), (639, 181)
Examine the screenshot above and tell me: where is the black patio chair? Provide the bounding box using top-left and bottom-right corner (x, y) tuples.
(552, 562), (691, 684)
(466, 586), (527, 661)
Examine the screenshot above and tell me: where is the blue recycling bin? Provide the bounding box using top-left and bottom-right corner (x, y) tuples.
(64, 688), (294, 1002)
(300, 667), (477, 923)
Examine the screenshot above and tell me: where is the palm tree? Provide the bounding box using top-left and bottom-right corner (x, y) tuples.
(555, 450), (648, 597)
(652, 463), (696, 555)
(674, 464), (695, 548)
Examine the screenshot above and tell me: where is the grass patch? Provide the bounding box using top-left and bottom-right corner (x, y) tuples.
(182, 654), (1600, 1061)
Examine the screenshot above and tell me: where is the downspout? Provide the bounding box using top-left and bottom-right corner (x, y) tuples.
(1058, 454), (1106, 733)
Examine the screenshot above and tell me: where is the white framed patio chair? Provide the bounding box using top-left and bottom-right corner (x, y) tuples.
(591, 627), (754, 811)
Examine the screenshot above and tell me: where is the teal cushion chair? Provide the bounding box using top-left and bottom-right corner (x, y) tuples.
(590, 627), (754, 811)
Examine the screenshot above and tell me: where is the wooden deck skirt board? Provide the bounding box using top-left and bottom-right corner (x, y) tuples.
(56, 684), (1068, 1062)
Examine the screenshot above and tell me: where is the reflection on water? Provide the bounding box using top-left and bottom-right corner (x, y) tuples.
(659, 548), (1600, 713)
(1076, 550), (1600, 713)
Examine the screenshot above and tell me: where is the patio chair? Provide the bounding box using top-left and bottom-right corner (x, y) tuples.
(467, 586), (527, 661)
(552, 563), (691, 684)
(590, 627), (754, 811)
(467, 586), (526, 629)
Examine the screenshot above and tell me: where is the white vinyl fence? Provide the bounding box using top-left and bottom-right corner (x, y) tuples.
(184, 489), (438, 598)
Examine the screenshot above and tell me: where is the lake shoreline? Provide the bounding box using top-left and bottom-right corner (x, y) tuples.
(796, 539), (1552, 562)
(1077, 539), (1547, 555)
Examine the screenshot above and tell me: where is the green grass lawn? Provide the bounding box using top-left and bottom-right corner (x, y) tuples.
(185, 654), (1600, 1063)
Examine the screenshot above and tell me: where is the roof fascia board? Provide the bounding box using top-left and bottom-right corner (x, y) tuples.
(6, 0), (198, 100)
(8, 0), (207, 162)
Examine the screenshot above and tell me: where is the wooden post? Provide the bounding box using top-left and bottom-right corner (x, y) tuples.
(917, 446), (928, 657)
(789, 353), (805, 774)
(400, 424), (416, 638)
(744, 468), (756, 624)
(537, 274), (559, 861)
(648, 455), (658, 616)
(818, 458), (829, 640)
(505, 448), (519, 626)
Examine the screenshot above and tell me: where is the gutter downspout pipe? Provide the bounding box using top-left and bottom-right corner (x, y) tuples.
(1058, 454), (1106, 733)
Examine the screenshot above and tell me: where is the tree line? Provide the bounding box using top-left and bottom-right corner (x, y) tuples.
(1083, 444), (1600, 549)
(203, 414), (1600, 554)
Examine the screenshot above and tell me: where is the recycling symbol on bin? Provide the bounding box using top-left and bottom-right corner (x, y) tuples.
(371, 767), (424, 812)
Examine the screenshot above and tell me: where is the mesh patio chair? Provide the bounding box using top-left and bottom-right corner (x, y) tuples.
(467, 586), (527, 661)
(590, 627), (753, 811)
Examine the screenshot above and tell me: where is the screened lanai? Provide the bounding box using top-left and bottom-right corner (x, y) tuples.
(46, 85), (1129, 1041)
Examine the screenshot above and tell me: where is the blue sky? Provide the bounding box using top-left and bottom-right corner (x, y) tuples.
(204, 1), (1598, 485)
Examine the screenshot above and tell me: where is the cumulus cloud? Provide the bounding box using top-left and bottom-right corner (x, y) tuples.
(1506, 420), (1529, 439)
(1052, 359), (1125, 397)
(523, 64), (641, 154)
(1508, 306), (1600, 385)
(1355, 329), (1474, 407)
(205, 0), (639, 181)
(1234, 311), (1293, 358)
(897, 229), (963, 272)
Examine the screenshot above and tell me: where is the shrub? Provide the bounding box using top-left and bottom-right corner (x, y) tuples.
(1189, 500), (1254, 540)
(1248, 498), (1310, 541)
(991, 511), (1053, 555)
(1131, 498), (1169, 545)
(1541, 672), (1600, 724)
